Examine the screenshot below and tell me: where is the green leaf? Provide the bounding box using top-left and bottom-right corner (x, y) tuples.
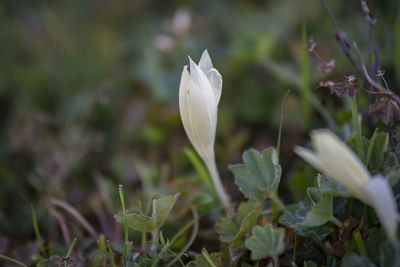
(217, 217), (240, 243)
(279, 201), (333, 240)
(217, 200), (262, 243)
(304, 193), (334, 227)
(317, 174), (350, 197)
(115, 193), (179, 232)
(229, 148), (281, 199)
(341, 253), (376, 267)
(245, 224), (285, 260)
(188, 251), (222, 267)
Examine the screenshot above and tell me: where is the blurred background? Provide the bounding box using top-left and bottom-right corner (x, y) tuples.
(0, 0), (399, 261)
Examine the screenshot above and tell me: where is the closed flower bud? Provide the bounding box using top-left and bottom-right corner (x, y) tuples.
(179, 50), (230, 210)
(179, 50), (222, 162)
(295, 129), (399, 242)
(294, 129), (371, 204)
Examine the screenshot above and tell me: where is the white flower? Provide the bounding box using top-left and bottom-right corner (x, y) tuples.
(365, 176), (400, 242)
(294, 129), (371, 204)
(295, 129), (399, 242)
(179, 50), (222, 162)
(179, 50), (230, 209)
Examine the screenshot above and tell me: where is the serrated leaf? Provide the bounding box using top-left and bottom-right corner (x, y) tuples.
(116, 193), (179, 232)
(245, 224), (285, 260)
(217, 200), (262, 243)
(217, 217), (240, 243)
(317, 174), (350, 197)
(229, 148), (281, 199)
(279, 201), (333, 240)
(304, 193), (334, 227)
(341, 253), (376, 267)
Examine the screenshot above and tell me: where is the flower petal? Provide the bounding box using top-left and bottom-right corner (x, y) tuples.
(294, 146), (323, 171)
(365, 176), (400, 243)
(207, 68), (222, 103)
(198, 49), (213, 73)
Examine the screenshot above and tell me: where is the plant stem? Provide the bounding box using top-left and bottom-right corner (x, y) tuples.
(167, 206), (199, 267)
(66, 237), (77, 257)
(31, 205), (47, 257)
(271, 194), (285, 211)
(354, 231), (367, 256)
(301, 21), (310, 128)
(330, 216), (343, 228)
(273, 256), (279, 267)
(351, 94), (365, 162)
(118, 185), (129, 266)
(205, 155), (232, 215)
(107, 241), (117, 267)
(202, 249), (218, 267)
(0, 255), (27, 267)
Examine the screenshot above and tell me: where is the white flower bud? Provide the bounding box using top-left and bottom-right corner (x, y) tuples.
(179, 50), (230, 210)
(295, 129), (399, 242)
(295, 129), (371, 204)
(179, 50), (222, 162)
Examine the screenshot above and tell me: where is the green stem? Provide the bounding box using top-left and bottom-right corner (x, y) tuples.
(351, 94), (365, 162)
(330, 216), (343, 228)
(167, 207), (199, 267)
(271, 194), (285, 211)
(205, 155), (232, 215)
(66, 237), (77, 257)
(31, 205), (47, 257)
(354, 231), (367, 257)
(107, 241), (117, 267)
(202, 249), (218, 267)
(301, 20), (310, 128)
(118, 185), (129, 266)
(0, 255), (27, 267)
(273, 256), (279, 267)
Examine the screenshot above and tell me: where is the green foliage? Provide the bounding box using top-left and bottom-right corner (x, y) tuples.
(217, 199), (263, 243)
(115, 194), (179, 232)
(304, 193), (335, 227)
(279, 201), (333, 240)
(341, 253), (376, 267)
(188, 250), (222, 267)
(229, 148), (281, 200)
(245, 224), (285, 260)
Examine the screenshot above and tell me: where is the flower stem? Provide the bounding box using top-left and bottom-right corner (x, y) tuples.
(330, 216), (343, 228)
(205, 156), (232, 215)
(118, 185), (129, 266)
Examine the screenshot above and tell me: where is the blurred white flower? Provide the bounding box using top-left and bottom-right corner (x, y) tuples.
(295, 129), (399, 242)
(294, 129), (371, 204)
(179, 50), (229, 209)
(365, 176), (400, 242)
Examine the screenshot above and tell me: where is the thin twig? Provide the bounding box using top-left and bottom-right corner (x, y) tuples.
(48, 204), (72, 246)
(276, 90), (290, 161)
(50, 197), (98, 240)
(320, 0), (363, 75)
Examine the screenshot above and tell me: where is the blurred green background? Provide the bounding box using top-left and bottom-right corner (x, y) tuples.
(0, 0), (399, 260)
